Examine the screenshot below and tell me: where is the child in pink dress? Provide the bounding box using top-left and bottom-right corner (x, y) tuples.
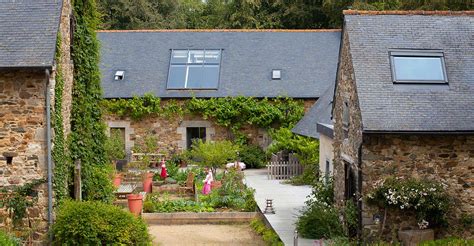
(160, 159), (167, 179)
(202, 168), (213, 195)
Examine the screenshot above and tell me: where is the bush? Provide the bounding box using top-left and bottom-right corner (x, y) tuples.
(296, 177), (344, 239)
(419, 238), (474, 246)
(250, 218), (284, 246)
(104, 129), (126, 163)
(0, 230), (20, 246)
(53, 200), (151, 245)
(366, 177), (451, 228)
(189, 140), (240, 175)
(143, 193), (214, 213)
(239, 144), (266, 168)
(200, 169), (257, 211)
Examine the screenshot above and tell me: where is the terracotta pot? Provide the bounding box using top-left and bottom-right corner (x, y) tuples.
(113, 174), (122, 188)
(127, 194), (143, 216)
(143, 172), (154, 193)
(211, 180), (222, 189)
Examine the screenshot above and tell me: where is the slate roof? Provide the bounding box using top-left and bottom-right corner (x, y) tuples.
(0, 1), (62, 68)
(344, 11), (474, 132)
(292, 82), (334, 138)
(98, 30), (341, 98)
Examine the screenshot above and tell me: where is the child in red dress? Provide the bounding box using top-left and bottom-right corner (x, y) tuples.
(160, 158), (167, 179)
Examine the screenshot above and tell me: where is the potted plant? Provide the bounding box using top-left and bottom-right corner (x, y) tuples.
(127, 193), (144, 216)
(105, 130), (127, 187)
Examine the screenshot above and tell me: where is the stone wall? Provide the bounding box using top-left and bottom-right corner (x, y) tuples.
(0, 69), (49, 238)
(56, 0), (74, 136)
(0, 1), (73, 242)
(361, 134), (474, 239)
(332, 29), (364, 204)
(105, 99), (315, 158)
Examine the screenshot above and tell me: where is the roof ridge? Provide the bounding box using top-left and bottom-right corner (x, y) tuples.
(97, 29), (341, 33)
(343, 10), (474, 16)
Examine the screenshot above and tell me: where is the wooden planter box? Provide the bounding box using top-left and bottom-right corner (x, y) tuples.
(142, 211), (258, 225)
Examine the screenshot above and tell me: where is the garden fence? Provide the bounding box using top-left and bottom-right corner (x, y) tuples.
(267, 153), (303, 180)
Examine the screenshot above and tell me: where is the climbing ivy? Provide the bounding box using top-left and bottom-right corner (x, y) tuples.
(69, 0), (114, 203)
(103, 95), (306, 143)
(52, 34), (70, 202)
(101, 93), (184, 120)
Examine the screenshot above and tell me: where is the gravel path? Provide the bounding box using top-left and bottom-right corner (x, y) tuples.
(148, 224), (266, 246)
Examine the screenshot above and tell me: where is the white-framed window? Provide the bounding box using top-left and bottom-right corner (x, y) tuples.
(389, 50), (448, 84)
(167, 49), (222, 89)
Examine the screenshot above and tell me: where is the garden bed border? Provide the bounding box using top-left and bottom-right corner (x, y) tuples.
(142, 211), (258, 225)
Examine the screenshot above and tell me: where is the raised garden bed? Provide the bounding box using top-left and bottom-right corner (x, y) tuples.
(143, 211), (258, 225)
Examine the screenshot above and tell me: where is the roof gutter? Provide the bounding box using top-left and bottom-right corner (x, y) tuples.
(362, 130), (474, 135)
(44, 69), (53, 238)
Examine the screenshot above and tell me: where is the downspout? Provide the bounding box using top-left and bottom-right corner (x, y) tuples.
(45, 69), (53, 232)
(357, 144), (363, 242)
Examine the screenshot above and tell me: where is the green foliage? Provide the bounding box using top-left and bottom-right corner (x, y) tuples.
(103, 95), (306, 144)
(102, 93), (184, 120)
(0, 230), (20, 246)
(268, 126), (320, 184)
(0, 179), (45, 228)
(104, 129), (126, 163)
(343, 200), (359, 236)
(199, 169), (257, 211)
(366, 177), (451, 227)
(143, 194), (214, 213)
(297, 177), (345, 239)
(250, 218), (284, 246)
(70, 0), (114, 202)
(53, 200), (151, 245)
(239, 144), (266, 169)
(419, 237), (474, 246)
(189, 140), (240, 174)
(98, 0), (471, 31)
(52, 34), (71, 202)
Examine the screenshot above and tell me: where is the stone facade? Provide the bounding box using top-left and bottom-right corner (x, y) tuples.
(361, 134), (474, 239)
(0, 0), (73, 243)
(333, 30), (364, 205)
(105, 99), (315, 158)
(333, 23), (474, 240)
(0, 69), (50, 240)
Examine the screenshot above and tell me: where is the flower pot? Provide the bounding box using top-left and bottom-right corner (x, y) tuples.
(113, 174), (122, 187)
(127, 194), (143, 216)
(398, 229), (434, 246)
(211, 180), (222, 189)
(143, 172), (154, 193)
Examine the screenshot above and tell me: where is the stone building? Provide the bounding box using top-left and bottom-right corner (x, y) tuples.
(332, 11), (474, 239)
(97, 30), (341, 157)
(0, 0), (73, 241)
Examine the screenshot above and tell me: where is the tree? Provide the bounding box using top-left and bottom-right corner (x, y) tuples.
(189, 140), (240, 176)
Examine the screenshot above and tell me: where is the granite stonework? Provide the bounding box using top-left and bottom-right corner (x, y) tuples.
(105, 99), (315, 157)
(333, 21), (474, 241)
(0, 1), (73, 243)
(333, 30), (363, 205)
(0, 70), (50, 239)
(361, 134), (474, 239)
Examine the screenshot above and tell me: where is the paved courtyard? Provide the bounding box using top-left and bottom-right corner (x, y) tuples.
(244, 169), (315, 246)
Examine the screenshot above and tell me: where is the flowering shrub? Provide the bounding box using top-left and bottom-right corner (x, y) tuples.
(366, 177), (451, 228)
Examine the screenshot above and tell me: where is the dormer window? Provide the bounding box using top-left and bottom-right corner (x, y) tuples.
(114, 71), (124, 80)
(167, 49), (221, 89)
(390, 50), (447, 84)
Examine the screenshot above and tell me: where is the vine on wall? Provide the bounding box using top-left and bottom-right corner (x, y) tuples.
(69, 0), (114, 203)
(103, 94), (306, 143)
(52, 34), (70, 202)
